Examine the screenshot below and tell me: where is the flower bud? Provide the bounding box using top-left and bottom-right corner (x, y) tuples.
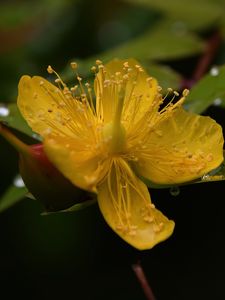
(0, 124), (88, 212)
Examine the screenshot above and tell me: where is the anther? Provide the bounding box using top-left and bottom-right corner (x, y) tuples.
(153, 226), (161, 233)
(146, 77), (153, 82)
(47, 65), (54, 74)
(54, 79), (61, 84)
(96, 59), (102, 65)
(182, 89), (189, 97)
(70, 62), (78, 69)
(174, 91), (179, 96)
(71, 85), (78, 92)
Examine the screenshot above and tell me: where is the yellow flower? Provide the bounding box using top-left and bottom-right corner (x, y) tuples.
(17, 59), (224, 250)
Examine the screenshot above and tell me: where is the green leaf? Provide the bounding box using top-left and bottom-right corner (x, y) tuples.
(63, 28), (204, 82)
(0, 103), (38, 138)
(144, 62), (182, 90)
(185, 65), (225, 113)
(123, 0), (222, 30)
(0, 184), (28, 213)
(42, 198), (97, 215)
(99, 28), (204, 62)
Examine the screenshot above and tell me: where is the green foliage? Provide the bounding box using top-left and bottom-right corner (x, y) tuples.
(123, 0), (222, 30)
(185, 65), (225, 113)
(0, 103), (36, 138)
(0, 184), (27, 213)
(99, 27), (204, 61)
(42, 198), (97, 215)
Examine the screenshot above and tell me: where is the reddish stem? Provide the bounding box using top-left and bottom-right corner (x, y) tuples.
(132, 261), (156, 300)
(181, 30), (222, 89)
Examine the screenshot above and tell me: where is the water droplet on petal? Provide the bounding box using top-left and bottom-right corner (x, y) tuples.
(210, 67), (219, 76)
(201, 174), (210, 181)
(13, 174), (25, 188)
(213, 98), (222, 106)
(169, 186), (180, 196)
(0, 104), (10, 117)
(32, 133), (42, 141)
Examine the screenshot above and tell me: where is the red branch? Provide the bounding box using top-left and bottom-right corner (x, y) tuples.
(181, 30), (222, 89)
(132, 261), (156, 300)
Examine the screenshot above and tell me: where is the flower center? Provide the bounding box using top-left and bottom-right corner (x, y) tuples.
(103, 122), (126, 154)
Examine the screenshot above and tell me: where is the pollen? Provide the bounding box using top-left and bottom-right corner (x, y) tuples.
(96, 59), (102, 65)
(47, 65), (54, 74)
(70, 62), (78, 69)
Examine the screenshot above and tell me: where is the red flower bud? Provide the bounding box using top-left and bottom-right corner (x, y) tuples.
(0, 124), (88, 212)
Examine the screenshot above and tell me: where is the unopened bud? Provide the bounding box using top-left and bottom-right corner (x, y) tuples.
(0, 124), (90, 212)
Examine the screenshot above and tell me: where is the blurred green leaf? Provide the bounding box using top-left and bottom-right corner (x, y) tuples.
(0, 103), (37, 138)
(185, 65), (225, 113)
(144, 62), (182, 90)
(0, 184), (28, 213)
(0, 0), (75, 29)
(63, 27), (204, 81)
(99, 28), (204, 61)
(124, 0), (222, 30)
(42, 198), (97, 215)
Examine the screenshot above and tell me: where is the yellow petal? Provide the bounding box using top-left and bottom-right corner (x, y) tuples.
(133, 108), (224, 185)
(94, 59), (158, 131)
(43, 135), (110, 192)
(17, 75), (96, 139)
(97, 158), (174, 250)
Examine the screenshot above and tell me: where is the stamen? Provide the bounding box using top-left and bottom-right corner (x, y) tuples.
(182, 89), (189, 97)
(70, 62), (78, 70)
(91, 66), (97, 73)
(96, 59), (102, 65)
(47, 65), (54, 74)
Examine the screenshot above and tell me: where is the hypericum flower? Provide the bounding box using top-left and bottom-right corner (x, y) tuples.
(17, 59), (224, 250)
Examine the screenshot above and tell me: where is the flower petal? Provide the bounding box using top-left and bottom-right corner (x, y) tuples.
(95, 59), (158, 131)
(44, 135), (110, 192)
(133, 108), (224, 185)
(97, 158), (174, 250)
(17, 75), (96, 139)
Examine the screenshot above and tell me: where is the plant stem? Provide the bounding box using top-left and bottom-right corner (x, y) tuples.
(132, 261), (156, 300)
(0, 123), (29, 154)
(181, 30), (222, 89)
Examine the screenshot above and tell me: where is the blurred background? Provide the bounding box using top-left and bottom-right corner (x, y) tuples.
(0, 0), (225, 299)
